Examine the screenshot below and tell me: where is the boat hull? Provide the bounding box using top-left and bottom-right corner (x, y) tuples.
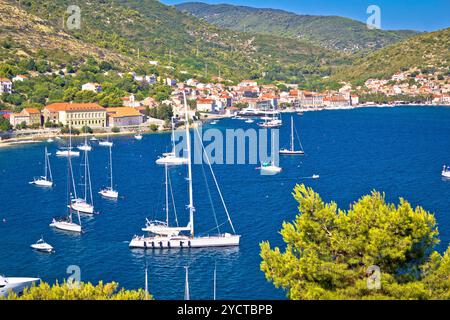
(156, 156), (188, 166)
(50, 220), (81, 233)
(0, 277), (40, 297)
(30, 244), (54, 253)
(70, 200), (94, 214)
(99, 142), (113, 147)
(279, 150), (304, 155)
(30, 178), (53, 187)
(56, 150), (80, 157)
(260, 166), (282, 175)
(77, 145), (92, 151)
(129, 234), (240, 249)
(99, 189), (118, 199)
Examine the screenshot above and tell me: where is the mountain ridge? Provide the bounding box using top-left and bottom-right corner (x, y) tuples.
(175, 2), (419, 53)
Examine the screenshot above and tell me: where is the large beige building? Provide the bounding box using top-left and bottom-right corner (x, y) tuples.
(44, 103), (107, 128)
(9, 108), (41, 127)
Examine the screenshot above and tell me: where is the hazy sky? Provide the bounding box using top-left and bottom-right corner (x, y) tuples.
(162, 0), (450, 31)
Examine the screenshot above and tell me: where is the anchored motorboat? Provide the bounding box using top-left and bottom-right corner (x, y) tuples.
(442, 166), (450, 178)
(30, 237), (54, 253)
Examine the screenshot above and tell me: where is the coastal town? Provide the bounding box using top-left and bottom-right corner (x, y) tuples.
(1, 63), (450, 141)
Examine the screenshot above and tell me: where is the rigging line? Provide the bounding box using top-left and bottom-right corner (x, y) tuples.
(194, 125), (237, 234)
(197, 221), (229, 237)
(294, 122), (304, 152)
(168, 169), (180, 227)
(153, 173), (165, 221)
(200, 160), (221, 235)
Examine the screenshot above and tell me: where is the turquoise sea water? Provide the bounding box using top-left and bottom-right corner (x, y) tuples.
(1, 106), (450, 300)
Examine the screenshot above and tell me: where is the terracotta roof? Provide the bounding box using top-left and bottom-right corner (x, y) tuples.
(197, 98), (214, 104)
(23, 108), (40, 114)
(45, 103), (105, 112)
(106, 107), (142, 118)
(0, 78), (11, 82)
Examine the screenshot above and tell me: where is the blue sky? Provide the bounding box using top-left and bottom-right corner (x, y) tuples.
(162, 0), (450, 31)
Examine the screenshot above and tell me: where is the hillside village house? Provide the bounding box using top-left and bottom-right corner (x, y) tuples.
(9, 108), (41, 127)
(12, 75), (28, 82)
(43, 103), (107, 128)
(196, 98), (217, 112)
(0, 78), (12, 95)
(106, 107), (144, 127)
(81, 82), (102, 93)
(121, 94), (141, 108)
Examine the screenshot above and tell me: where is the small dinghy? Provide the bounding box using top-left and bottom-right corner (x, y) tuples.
(30, 237), (54, 253)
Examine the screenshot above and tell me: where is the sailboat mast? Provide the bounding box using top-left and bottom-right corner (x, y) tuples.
(44, 147), (48, 179)
(171, 117), (176, 153)
(87, 150), (93, 205)
(183, 92), (195, 236)
(165, 163), (169, 226)
(69, 128), (78, 199)
(109, 145), (113, 190)
(290, 116), (294, 152)
(84, 150), (88, 201)
(271, 129), (275, 166)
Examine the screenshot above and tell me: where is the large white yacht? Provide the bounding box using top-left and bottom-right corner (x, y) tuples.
(0, 275), (40, 297)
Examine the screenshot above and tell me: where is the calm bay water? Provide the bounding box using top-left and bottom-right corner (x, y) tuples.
(1, 106), (450, 300)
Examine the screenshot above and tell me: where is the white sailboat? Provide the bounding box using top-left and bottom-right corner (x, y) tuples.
(279, 116), (305, 155)
(130, 92), (240, 249)
(99, 135), (113, 147)
(56, 134), (80, 157)
(142, 163), (190, 236)
(30, 147), (53, 187)
(99, 145), (119, 199)
(71, 148), (94, 214)
(50, 129), (82, 233)
(30, 237), (54, 253)
(0, 275), (40, 297)
(260, 129), (282, 175)
(156, 117), (188, 166)
(77, 134), (92, 152)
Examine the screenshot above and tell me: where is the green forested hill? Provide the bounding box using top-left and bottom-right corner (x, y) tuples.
(175, 2), (418, 53)
(0, 0), (350, 84)
(332, 27), (450, 84)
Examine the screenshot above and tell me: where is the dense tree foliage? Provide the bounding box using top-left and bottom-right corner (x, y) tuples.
(261, 184), (450, 300)
(3, 281), (151, 300)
